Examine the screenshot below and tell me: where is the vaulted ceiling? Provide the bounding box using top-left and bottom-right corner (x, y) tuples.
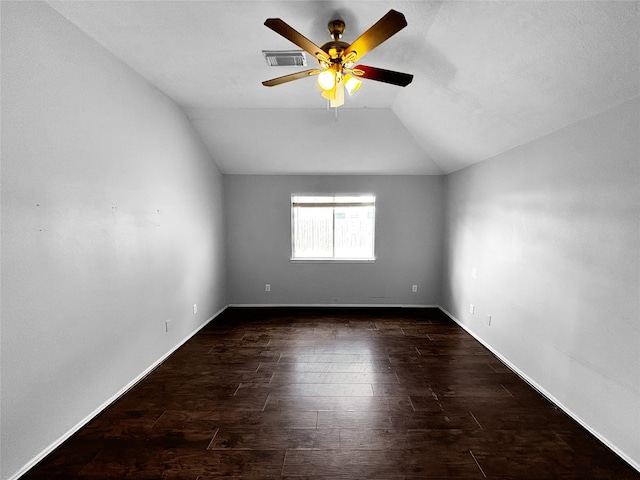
(47, 1), (639, 175)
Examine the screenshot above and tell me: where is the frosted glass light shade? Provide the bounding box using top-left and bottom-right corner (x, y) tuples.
(344, 74), (362, 95)
(317, 70), (336, 90)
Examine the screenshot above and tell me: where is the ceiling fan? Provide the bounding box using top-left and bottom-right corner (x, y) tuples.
(262, 9), (413, 107)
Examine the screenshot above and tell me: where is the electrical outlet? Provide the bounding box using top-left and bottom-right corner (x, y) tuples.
(486, 314), (492, 326)
(165, 319), (171, 332)
(265, 284), (271, 292)
(471, 267), (478, 279)
(193, 304), (197, 314)
(412, 285), (418, 293)
(469, 304), (475, 314)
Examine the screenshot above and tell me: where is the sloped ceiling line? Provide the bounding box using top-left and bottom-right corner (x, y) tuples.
(46, 1), (640, 175)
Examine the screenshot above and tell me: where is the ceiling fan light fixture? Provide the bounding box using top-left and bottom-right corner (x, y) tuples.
(317, 69), (336, 91)
(344, 74), (362, 96)
(330, 81), (345, 107)
(321, 89), (335, 101)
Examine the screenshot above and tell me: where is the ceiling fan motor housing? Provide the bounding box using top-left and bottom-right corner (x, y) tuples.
(320, 40), (350, 63)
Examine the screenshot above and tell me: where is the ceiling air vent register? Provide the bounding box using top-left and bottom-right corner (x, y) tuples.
(263, 50), (307, 67)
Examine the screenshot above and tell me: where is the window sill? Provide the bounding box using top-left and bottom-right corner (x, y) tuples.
(290, 258), (376, 264)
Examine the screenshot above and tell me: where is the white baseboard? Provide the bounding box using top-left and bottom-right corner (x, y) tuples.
(227, 303), (440, 309)
(9, 305), (228, 480)
(438, 306), (640, 474)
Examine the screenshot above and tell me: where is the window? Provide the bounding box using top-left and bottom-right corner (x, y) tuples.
(291, 195), (375, 261)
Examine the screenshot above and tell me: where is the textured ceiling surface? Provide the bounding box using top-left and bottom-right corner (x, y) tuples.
(47, 1), (639, 174)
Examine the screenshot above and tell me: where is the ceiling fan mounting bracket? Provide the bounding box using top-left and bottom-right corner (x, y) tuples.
(328, 19), (345, 40)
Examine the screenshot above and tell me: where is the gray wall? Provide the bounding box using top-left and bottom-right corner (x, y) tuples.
(442, 98), (640, 468)
(1, 3), (226, 479)
(224, 175), (444, 305)
(2, 1), (638, 477)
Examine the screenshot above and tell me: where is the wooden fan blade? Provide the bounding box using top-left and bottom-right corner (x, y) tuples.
(353, 65), (413, 87)
(262, 69), (321, 87)
(342, 10), (407, 63)
(264, 19), (329, 63)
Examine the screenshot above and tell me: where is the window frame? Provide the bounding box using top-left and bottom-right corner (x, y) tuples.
(290, 194), (376, 263)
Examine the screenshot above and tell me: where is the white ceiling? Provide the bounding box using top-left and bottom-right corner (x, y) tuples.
(47, 0), (639, 175)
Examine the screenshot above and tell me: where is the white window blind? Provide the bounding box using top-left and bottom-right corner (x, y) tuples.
(291, 195), (375, 261)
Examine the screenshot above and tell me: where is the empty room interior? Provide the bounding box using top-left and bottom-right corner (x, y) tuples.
(1, 1), (639, 479)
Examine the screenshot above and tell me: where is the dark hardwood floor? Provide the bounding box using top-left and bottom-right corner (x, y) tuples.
(22, 307), (638, 479)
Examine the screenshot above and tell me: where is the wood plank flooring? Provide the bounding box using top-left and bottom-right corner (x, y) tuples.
(22, 307), (639, 479)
